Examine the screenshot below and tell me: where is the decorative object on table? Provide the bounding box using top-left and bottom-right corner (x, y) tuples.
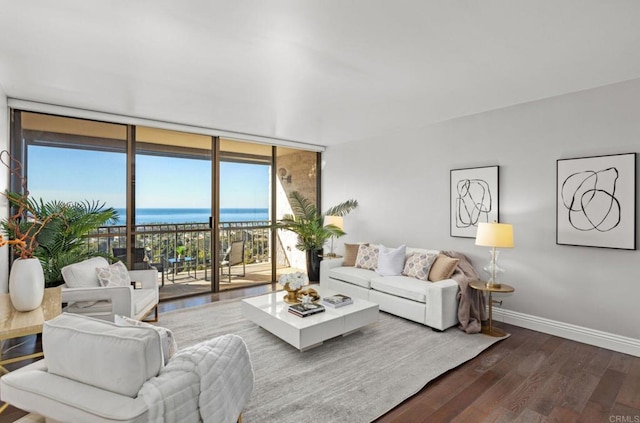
(450, 165), (499, 238)
(296, 287), (319, 303)
(475, 221), (514, 289)
(7, 257), (45, 311)
(300, 294), (313, 306)
(322, 294), (353, 308)
(288, 302), (326, 317)
(323, 215), (343, 257)
(279, 271), (309, 303)
(556, 153), (636, 250)
(277, 191), (358, 281)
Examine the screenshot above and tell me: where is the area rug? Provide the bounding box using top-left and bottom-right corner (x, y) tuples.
(157, 300), (506, 423)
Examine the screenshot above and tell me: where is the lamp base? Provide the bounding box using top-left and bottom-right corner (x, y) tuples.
(485, 281), (502, 289)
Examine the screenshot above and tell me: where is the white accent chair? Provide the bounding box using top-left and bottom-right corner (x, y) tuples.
(60, 257), (159, 322)
(0, 313), (255, 423)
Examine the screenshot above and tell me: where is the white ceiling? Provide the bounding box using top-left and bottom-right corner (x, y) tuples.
(1, 1), (640, 148)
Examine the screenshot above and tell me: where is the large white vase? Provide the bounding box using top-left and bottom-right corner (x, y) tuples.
(9, 257), (45, 311)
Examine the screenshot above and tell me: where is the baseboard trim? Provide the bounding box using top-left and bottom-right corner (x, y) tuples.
(491, 308), (640, 357)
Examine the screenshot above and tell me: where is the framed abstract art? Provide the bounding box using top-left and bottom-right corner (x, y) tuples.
(556, 153), (636, 249)
(450, 165), (499, 238)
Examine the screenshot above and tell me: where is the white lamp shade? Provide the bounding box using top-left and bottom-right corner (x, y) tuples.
(475, 222), (514, 248)
(323, 215), (344, 230)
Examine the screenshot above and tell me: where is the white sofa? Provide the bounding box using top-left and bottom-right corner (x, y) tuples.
(0, 313), (254, 423)
(320, 247), (460, 331)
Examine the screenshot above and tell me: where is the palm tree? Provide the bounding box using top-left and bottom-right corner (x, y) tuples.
(25, 199), (118, 286)
(278, 191), (358, 280)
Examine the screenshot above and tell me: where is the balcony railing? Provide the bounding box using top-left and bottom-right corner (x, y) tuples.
(84, 221), (274, 275)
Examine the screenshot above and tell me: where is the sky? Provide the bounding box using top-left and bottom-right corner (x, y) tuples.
(27, 146), (270, 209)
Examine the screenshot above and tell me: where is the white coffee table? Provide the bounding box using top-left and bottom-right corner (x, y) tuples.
(241, 285), (379, 351)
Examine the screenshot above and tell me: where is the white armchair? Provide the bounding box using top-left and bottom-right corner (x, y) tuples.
(60, 257), (159, 322)
(0, 313), (254, 423)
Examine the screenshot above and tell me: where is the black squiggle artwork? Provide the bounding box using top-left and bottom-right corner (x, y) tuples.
(455, 178), (492, 228)
(560, 167), (621, 232)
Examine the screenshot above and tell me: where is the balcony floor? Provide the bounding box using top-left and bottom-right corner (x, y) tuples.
(158, 261), (298, 301)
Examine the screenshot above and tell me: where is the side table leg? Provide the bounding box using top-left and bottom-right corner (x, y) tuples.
(488, 291), (493, 335)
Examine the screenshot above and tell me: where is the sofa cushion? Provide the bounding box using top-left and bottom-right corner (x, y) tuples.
(355, 244), (379, 270)
(96, 261), (131, 288)
(370, 275), (427, 303)
(115, 315), (177, 365)
(43, 313), (164, 398)
(343, 243), (365, 267)
(133, 287), (157, 315)
(64, 300), (113, 314)
(376, 244), (406, 276)
(402, 252), (437, 281)
(61, 257), (110, 288)
(327, 266), (376, 289)
(428, 254), (459, 281)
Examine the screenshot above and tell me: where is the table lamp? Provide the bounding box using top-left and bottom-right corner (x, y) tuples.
(323, 215), (344, 257)
(475, 221), (514, 289)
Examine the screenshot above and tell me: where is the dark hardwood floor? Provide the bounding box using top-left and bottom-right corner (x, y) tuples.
(2, 284), (639, 423)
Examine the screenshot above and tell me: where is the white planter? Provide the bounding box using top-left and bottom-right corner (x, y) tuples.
(9, 258), (45, 311)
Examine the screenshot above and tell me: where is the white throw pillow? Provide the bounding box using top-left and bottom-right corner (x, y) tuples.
(376, 244), (406, 276)
(96, 261), (131, 288)
(61, 256), (110, 288)
(114, 315), (178, 365)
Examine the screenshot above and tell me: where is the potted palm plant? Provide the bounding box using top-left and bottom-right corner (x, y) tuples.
(278, 191), (358, 281)
(1, 150), (118, 307)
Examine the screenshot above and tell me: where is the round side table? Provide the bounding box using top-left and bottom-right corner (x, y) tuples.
(469, 280), (515, 337)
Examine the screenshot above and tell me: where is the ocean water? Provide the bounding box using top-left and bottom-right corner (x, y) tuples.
(112, 208), (269, 225)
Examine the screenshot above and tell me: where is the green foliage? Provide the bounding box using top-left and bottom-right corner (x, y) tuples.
(278, 191), (358, 252)
(38, 200), (118, 285)
(3, 198), (119, 286)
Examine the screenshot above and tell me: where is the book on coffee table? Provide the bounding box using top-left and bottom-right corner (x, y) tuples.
(288, 303), (326, 317)
(322, 294), (353, 308)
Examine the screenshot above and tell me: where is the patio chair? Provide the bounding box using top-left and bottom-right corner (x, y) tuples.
(114, 247), (165, 286)
(220, 240), (246, 283)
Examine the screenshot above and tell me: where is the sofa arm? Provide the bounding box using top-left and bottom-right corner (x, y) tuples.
(61, 286), (134, 317)
(320, 258), (344, 287)
(424, 279), (460, 331)
(129, 268), (159, 290)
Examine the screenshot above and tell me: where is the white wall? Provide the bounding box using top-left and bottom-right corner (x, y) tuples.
(0, 87), (9, 293)
(323, 78), (640, 353)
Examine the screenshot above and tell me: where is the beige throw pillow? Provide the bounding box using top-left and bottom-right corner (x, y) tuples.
(343, 243), (367, 267)
(428, 254), (459, 281)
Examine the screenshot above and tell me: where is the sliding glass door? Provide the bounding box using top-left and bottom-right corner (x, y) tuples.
(10, 109), (322, 299)
(135, 127), (214, 300)
(218, 139), (273, 290)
